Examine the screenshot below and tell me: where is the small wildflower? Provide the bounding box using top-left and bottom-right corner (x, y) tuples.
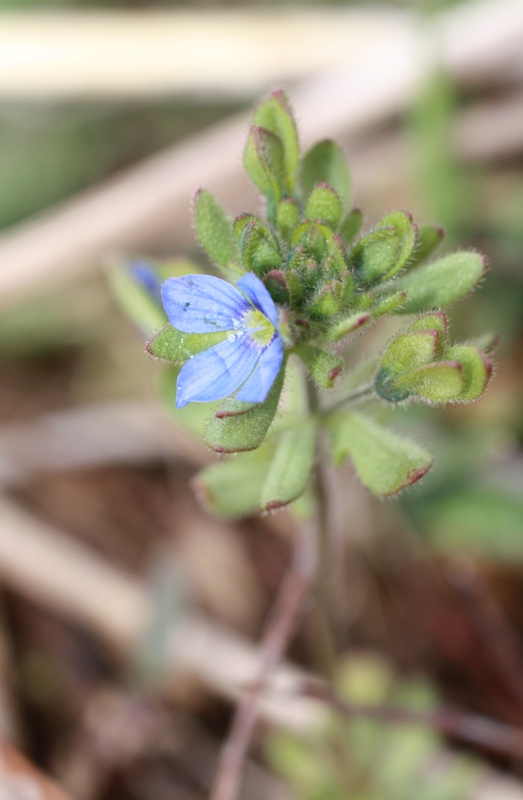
(161, 273), (283, 408)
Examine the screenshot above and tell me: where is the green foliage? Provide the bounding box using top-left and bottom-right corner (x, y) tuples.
(396, 251), (486, 313)
(260, 418), (317, 510)
(326, 411), (433, 495)
(147, 325), (228, 362)
(299, 140), (351, 213)
(109, 90), (493, 501)
(352, 211), (417, 285)
(193, 446), (274, 519)
(339, 208), (363, 246)
(107, 264), (165, 337)
(445, 345), (492, 402)
(375, 311), (492, 406)
(305, 183), (343, 229)
(204, 368), (285, 453)
(244, 126), (288, 211)
(193, 189), (237, 274)
(407, 224), (445, 270)
(276, 198), (300, 238)
(266, 655), (479, 800)
(295, 344), (343, 389)
(238, 217), (281, 277)
(326, 311), (371, 342)
(253, 89), (299, 193)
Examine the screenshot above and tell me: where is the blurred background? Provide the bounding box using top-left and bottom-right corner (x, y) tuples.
(0, 0), (523, 798)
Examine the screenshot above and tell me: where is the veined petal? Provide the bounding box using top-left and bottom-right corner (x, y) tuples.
(236, 335), (283, 402)
(237, 273), (280, 328)
(162, 274), (249, 334)
(176, 335), (261, 408)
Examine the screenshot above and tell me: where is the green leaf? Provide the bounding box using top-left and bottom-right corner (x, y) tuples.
(240, 219), (282, 277)
(371, 290), (407, 318)
(306, 280), (345, 321)
(326, 411), (433, 495)
(375, 330), (440, 402)
(276, 198), (299, 239)
(147, 325), (227, 362)
(407, 311), (448, 357)
(381, 330), (439, 375)
(193, 189), (237, 271)
(406, 224), (444, 270)
(352, 211), (417, 285)
(417, 487), (523, 562)
(396, 251), (486, 313)
(204, 368), (285, 453)
(339, 208), (363, 245)
(253, 90), (299, 192)
(326, 311), (371, 342)
(445, 345), (492, 402)
(261, 419), (317, 510)
(299, 140), (351, 212)
(295, 344), (343, 389)
(305, 183), (343, 229)
(107, 264), (165, 337)
(264, 270), (290, 305)
(243, 126), (287, 205)
(192, 447), (274, 518)
(407, 360), (464, 404)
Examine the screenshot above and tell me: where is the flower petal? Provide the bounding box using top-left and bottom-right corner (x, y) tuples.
(237, 273), (279, 328)
(176, 335), (261, 408)
(236, 335), (283, 402)
(162, 274), (249, 334)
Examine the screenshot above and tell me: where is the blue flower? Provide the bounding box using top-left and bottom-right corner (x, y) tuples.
(129, 260), (163, 306)
(161, 272), (284, 409)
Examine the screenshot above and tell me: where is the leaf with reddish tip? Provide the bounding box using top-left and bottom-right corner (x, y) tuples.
(406, 360), (464, 404)
(193, 446), (274, 518)
(204, 368), (285, 453)
(326, 312), (371, 342)
(295, 344), (343, 389)
(260, 418), (317, 511)
(446, 345), (492, 402)
(326, 411), (433, 496)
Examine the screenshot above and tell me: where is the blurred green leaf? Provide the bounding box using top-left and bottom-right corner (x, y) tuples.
(299, 140), (351, 212)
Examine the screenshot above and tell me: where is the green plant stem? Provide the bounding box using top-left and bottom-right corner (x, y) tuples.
(321, 381), (375, 417)
(209, 529), (315, 800)
(312, 454), (338, 682)
(306, 381), (338, 681)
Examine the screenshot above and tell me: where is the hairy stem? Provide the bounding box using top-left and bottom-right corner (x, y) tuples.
(209, 525), (315, 800)
(312, 454), (338, 681)
(322, 382), (375, 417)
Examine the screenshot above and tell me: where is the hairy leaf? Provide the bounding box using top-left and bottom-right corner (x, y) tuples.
(193, 447), (273, 518)
(205, 368), (285, 452)
(397, 251), (486, 313)
(254, 90), (299, 192)
(299, 140), (351, 211)
(261, 418), (317, 510)
(147, 325), (228, 362)
(193, 189), (237, 270)
(326, 411), (433, 495)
